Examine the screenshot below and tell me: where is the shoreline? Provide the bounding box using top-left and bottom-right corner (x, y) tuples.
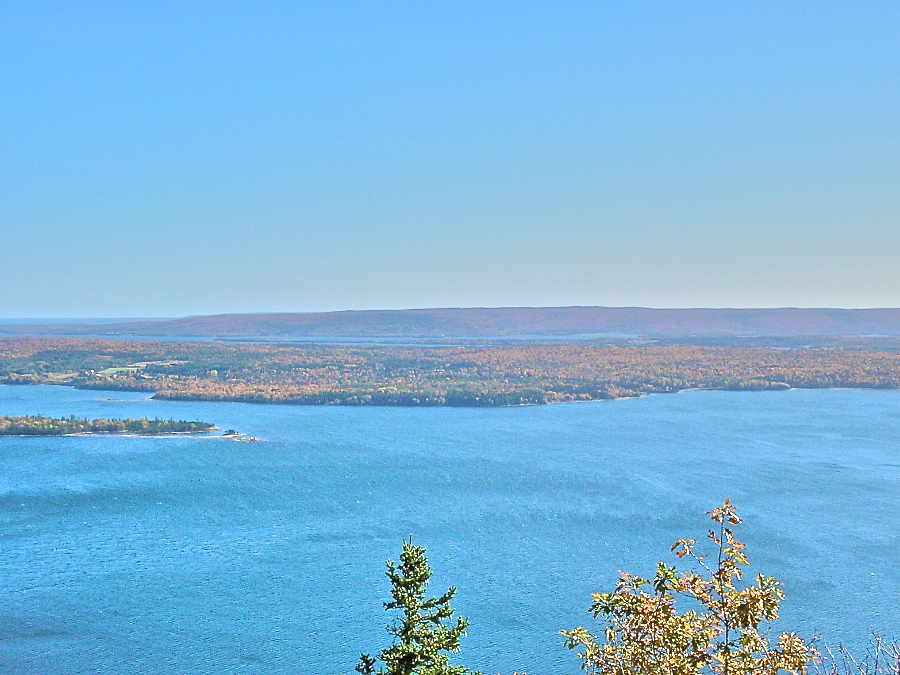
(4, 336), (900, 408)
(4, 380), (900, 410)
(0, 412), (218, 437)
(0, 429), (219, 438)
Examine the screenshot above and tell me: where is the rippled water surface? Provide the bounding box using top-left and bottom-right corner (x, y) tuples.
(1, 385), (899, 674)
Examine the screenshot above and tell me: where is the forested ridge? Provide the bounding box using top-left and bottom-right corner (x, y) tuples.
(6, 307), (900, 338)
(4, 337), (900, 407)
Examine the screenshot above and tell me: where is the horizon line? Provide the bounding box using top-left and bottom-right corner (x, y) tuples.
(5, 305), (900, 324)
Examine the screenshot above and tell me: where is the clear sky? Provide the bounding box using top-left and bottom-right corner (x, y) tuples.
(2, 2), (899, 317)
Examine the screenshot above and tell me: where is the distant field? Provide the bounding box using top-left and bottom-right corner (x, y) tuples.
(3, 337), (900, 407)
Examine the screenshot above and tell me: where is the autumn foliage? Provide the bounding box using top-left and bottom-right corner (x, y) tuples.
(5, 337), (900, 406)
(562, 499), (817, 675)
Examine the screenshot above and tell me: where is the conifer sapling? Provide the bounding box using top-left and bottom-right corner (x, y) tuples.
(356, 537), (478, 675)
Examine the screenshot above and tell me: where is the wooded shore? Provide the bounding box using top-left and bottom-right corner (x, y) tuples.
(3, 337), (900, 407)
(0, 414), (215, 436)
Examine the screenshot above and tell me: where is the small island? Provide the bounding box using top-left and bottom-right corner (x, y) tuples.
(0, 415), (215, 436)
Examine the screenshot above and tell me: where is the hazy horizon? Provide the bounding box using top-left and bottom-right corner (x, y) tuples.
(7, 303), (900, 323)
(3, 2), (898, 316)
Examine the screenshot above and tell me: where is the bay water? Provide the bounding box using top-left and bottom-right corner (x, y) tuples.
(1, 384), (898, 674)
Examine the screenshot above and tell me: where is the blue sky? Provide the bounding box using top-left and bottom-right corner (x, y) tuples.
(2, 2), (899, 317)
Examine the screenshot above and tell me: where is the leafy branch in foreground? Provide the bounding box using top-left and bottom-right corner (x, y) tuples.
(357, 538), (479, 675)
(563, 498), (818, 675)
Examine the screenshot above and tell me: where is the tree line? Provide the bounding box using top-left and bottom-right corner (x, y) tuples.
(0, 414), (214, 435)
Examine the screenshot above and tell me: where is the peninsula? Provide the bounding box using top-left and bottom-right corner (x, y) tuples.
(3, 336), (900, 407)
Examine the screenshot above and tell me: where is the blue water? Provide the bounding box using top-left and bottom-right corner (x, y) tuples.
(1, 385), (898, 674)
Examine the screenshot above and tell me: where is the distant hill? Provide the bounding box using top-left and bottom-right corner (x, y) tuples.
(4, 307), (900, 339)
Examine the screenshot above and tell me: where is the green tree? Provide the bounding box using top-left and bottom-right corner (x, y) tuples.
(357, 538), (478, 675)
(563, 498), (817, 675)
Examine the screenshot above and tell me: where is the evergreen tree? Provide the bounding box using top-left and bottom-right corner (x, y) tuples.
(357, 538), (478, 675)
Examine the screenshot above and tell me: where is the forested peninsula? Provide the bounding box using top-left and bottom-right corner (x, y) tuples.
(0, 414), (215, 436)
(3, 337), (900, 407)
